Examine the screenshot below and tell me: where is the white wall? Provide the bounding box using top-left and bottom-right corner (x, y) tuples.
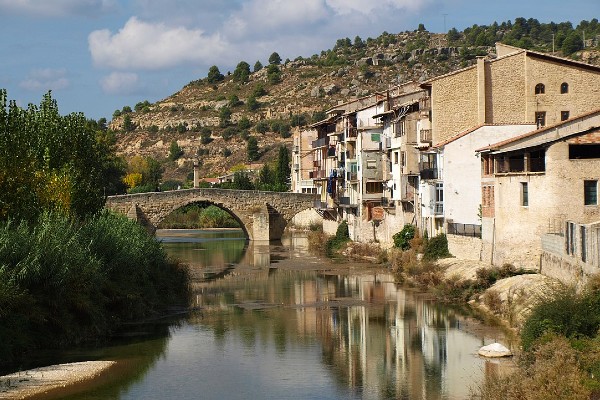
(442, 125), (534, 225)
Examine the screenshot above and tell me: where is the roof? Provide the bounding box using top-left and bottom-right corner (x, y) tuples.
(434, 123), (536, 148)
(476, 107), (600, 153)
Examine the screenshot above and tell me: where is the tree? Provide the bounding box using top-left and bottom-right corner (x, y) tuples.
(228, 94), (242, 107)
(417, 23), (426, 32)
(233, 61), (251, 83)
(123, 114), (135, 132)
(354, 35), (365, 48)
(268, 52), (282, 65)
(275, 145), (290, 190)
(253, 60), (263, 72)
(238, 116), (251, 130)
(207, 65), (224, 83)
(447, 27), (460, 43)
(247, 136), (259, 161)
(267, 64), (282, 84)
(219, 106), (232, 127)
(246, 95), (259, 111)
(561, 31), (583, 55)
(200, 127), (212, 144)
(0, 90), (126, 220)
(168, 141), (184, 161)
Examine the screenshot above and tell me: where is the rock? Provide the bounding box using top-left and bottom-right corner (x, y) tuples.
(322, 84), (338, 95)
(340, 88), (351, 96)
(478, 342), (512, 358)
(310, 86), (321, 97)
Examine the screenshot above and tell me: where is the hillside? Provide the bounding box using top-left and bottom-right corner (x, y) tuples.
(110, 19), (600, 184)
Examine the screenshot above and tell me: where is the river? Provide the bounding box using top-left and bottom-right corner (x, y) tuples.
(51, 229), (512, 400)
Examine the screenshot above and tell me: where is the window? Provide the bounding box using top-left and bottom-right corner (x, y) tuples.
(393, 152), (399, 164)
(584, 180), (598, 205)
(535, 83), (545, 94)
(535, 111), (546, 128)
(521, 182), (529, 206)
(435, 183), (444, 214)
(366, 181), (383, 194)
(401, 151), (406, 168)
(366, 159), (377, 169)
(569, 144), (600, 159)
(561, 82), (569, 94)
(395, 119), (406, 137)
(561, 111), (570, 121)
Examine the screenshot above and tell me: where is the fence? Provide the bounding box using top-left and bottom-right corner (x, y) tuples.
(447, 222), (482, 238)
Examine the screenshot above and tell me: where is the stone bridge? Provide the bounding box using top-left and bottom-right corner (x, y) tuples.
(105, 188), (318, 241)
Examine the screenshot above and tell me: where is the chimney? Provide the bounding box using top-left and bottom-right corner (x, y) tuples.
(193, 160), (200, 188)
(476, 56), (486, 125)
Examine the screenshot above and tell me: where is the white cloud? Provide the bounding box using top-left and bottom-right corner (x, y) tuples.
(0, 0), (116, 17)
(88, 17), (228, 70)
(224, 0), (328, 38)
(100, 72), (140, 95)
(326, 0), (429, 16)
(19, 68), (69, 91)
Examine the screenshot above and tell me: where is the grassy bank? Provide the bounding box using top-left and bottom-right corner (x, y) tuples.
(0, 211), (189, 367)
(157, 204), (240, 229)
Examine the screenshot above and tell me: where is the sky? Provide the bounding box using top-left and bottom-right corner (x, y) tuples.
(1, 0), (598, 121)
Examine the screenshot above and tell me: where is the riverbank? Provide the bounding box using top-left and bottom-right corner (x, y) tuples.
(0, 361), (116, 399)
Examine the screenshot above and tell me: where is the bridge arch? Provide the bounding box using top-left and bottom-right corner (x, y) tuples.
(105, 188), (318, 241)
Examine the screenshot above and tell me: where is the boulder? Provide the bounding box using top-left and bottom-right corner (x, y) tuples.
(478, 342), (512, 358)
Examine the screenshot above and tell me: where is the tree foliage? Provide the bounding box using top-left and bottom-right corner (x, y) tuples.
(247, 136), (259, 161)
(268, 52), (282, 65)
(233, 61), (251, 83)
(275, 145), (290, 188)
(207, 65), (224, 83)
(0, 90), (126, 221)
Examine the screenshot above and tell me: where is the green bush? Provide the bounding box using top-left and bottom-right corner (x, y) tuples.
(0, 212), (189, 364)
(521, 289), (600, 351)
(423, 233), (451, 261)
(393, 224), (416, 250)
(325, 221), (351, 257)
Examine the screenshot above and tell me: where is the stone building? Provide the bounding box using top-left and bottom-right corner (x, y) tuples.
(477, 109), (600, 281)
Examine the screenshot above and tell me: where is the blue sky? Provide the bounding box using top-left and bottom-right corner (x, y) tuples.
(1, 0), (598, 121)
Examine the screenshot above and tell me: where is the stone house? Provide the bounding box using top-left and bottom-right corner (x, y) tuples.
(418, 42), (600, 248)
(476, 109), (600, 282)
(291, 127), (317, 194)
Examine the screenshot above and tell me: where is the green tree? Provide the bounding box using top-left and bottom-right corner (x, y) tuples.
(253, 60), (263, 72)
(0, 90), (125, 219)
(219, 106), (232, 127)
(122, 105), (132, 113)
(233, 61), (251, 83)
(228, 94), (242, 107)
(417, 23), (426, 32)
(207, 65), (224, 83)
(168, 141), (184, 161)
(252, 84), (267, 97)
(447, 28), (460, 43)
(275, 145), (290, 189)
(267, 64), (282, 84)
(268, 52), (282, 65)
(238, 116), (252, 130)
(258, 164), (274, 187)
(247, 136), (259, 161)
(246, 95), (259, 111)
(123, 114), (135, 132)
(562, 31), (583, 55)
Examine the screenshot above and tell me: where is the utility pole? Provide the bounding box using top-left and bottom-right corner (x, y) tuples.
(443, 14), (448, 33)
(552, 33), (555, 53)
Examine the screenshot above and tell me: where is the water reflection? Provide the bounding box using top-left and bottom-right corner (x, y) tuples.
(65, 230), (511, 400)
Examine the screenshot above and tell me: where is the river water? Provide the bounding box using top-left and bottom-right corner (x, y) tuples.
(56, 229), (511, 400)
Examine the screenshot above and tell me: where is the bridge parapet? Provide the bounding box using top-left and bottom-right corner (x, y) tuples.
(105, 188), (317, 241)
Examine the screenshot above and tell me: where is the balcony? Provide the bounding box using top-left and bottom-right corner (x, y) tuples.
(420, 129), (432, 143)
(346, 127), (358, 140)
(433, 202), (444, 215)
(338, 197), (358, 207)
(420, 168), (438, 180)
(327, 147), (336, 157)
(312, 137), (328, 148)
(346, 172), (358, 181)
(310, 170), (327, 179)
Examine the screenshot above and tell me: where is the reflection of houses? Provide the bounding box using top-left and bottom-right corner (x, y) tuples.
(476, 109), (600, 280)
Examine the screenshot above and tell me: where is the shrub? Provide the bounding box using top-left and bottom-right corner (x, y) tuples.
(423, 233), (451, 261)
(393, 224), (416, 250)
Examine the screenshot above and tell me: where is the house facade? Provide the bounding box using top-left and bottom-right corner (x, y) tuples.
(477, 110), (600, 282)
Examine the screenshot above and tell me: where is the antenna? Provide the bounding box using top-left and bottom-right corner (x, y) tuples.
(443, 14), (448, 32)
(552, 33), (555, 53)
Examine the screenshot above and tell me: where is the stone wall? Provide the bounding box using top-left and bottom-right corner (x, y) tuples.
(447, 235), (483, 261)
(105, 188), (317, 241)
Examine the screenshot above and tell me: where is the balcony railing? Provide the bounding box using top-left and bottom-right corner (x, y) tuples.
(327, 147), (336, 157)
(346, 172), (358, 181)
(420, 129), (432, 143)
(312, 137), (327, 148)
(434, 202), (444, 215)
(447, 222), (482, 238)
(420, 168), (438, 180)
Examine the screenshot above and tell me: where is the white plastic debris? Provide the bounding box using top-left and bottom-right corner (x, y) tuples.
(478, 342), (512, 358)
